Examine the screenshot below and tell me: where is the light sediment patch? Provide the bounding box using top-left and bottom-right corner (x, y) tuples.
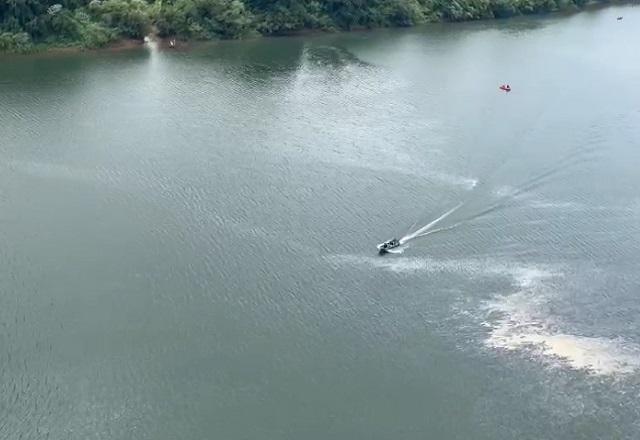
(483, 269), (640, 376)
(333, 253), (640, 376)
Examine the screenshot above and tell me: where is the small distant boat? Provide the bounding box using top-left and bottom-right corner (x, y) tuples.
(169, 39), (176, 48)
(617, 16), (623, 21)
(499, 84), (511, 92)
(377, 238), (400, 254)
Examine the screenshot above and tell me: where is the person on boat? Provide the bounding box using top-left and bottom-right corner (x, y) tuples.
(377, 238), (400, 254)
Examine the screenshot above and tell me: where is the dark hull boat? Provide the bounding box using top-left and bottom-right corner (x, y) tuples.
(377, 238), (400, 254)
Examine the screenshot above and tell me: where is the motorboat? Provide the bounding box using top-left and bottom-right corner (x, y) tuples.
(377, 238), (400, 254)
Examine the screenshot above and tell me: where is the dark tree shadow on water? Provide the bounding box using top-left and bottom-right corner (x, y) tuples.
(183, 38), (306, 82)
(302, 44), (374, 69)
(0, 48), (151, 99)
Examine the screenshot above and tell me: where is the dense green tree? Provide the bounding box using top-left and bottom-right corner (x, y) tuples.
(156, 0), (254, 38)
(250, 0), (331, 34)
(88, 0), (151, 39)
(382, 0), (425, 26)
(0, 0), (621, 52)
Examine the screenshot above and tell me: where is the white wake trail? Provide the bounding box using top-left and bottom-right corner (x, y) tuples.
(400, 202), (464, 244)
(413, 223), (460, 239)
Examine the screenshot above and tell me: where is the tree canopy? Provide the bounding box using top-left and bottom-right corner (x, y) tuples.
(0, 0), (611, 52)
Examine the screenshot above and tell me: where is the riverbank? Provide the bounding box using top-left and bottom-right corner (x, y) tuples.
(24, 38), (145, 56)
(0, 0), (630, 55)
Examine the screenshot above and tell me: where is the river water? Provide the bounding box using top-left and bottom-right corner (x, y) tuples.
(2, 4), (640, 439)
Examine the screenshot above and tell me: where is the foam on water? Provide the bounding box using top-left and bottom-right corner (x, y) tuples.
(430, 172), (478, 190)
(333, 253), (640, 376)
(528, 200), (584, 210)
(484, 269), (640, 376)
(489, 331), (640, 376)
(329, 254), (549, 279)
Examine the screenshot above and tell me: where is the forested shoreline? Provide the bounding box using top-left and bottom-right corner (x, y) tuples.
(0, 0), (619, 52)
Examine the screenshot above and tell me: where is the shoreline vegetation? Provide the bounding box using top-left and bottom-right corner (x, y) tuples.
(0, 0), (628, 54)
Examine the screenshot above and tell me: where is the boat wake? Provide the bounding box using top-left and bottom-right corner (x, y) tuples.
(399, 202), (464, 245)
(482, 269), (640, 377)
(391, 143), (598, 250)
(331, 253), (640, 377)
